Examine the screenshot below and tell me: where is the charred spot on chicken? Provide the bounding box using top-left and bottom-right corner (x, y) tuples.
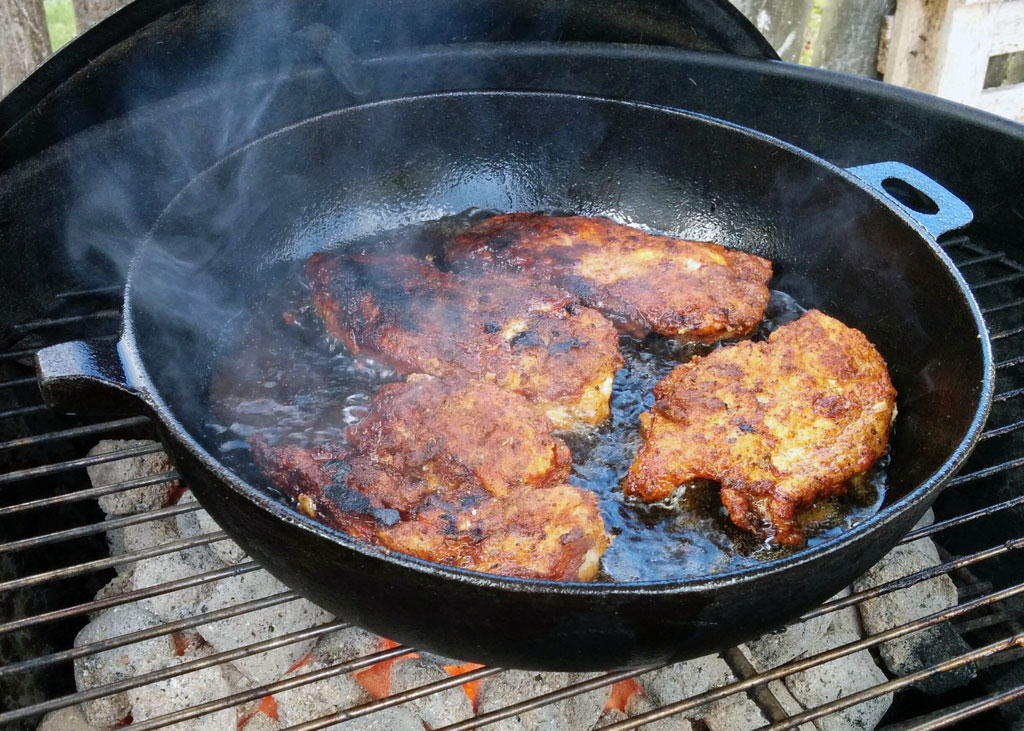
(250, 375), (611, 581)
(447, 213), (773, 343)
(305, 252), (622, 429)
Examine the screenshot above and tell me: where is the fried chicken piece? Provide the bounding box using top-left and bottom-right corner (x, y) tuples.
(250, 376), (610, 581)
(377, 485), (608, 581)
(248, 437), (381, 543)
(344, 375), (572, 504)
(447, 213), (773, 342)
(623, 310), (896, 545)
(306, 252), (623, 428)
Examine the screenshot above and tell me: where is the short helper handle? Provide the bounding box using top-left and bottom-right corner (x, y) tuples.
(846, 161), (974, 240)
(35, 338), (147, 416)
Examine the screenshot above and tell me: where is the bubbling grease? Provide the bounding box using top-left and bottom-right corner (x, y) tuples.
(206, 211), (887, 582)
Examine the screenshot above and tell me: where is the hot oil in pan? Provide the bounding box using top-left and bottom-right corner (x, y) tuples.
(568, 325), (888, 582)
(206, 212), (887, 583)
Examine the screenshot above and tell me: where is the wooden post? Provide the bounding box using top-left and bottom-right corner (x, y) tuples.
(0, 0), (53, 95)
(730, 0), (814, 62)
(71, 0), (127, 32)
(886, 0), (1024, 122)
(812, 0), (895, 79)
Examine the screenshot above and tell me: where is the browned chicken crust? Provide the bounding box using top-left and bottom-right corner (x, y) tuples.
(623, 310), (896, 545)
(306, 252), (623, 428)
(250, 375), (611, 581)
(447, 213), (773, 343)
(345, 374), (572, 504)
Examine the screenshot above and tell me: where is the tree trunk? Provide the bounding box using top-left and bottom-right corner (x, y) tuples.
(71, 0), (126, 32)
(730, 0), (814, 62)
(0, 0), (53, 96)
(812, 0), (895, 79)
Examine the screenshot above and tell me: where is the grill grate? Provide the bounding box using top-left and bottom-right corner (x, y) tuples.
(1, 234), (1022, 730)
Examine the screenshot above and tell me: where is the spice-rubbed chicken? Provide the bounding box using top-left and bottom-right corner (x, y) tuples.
(250, 375), (611, 581)
(624, 310), (896, 545)
(306, 253), (623, 428)
(344, 374), (572, 505)
(446, 213), (773, 343)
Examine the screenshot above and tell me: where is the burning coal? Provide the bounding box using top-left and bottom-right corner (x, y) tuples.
(37, 438), (974, 730)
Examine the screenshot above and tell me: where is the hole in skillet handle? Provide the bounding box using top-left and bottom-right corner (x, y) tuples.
(846, 161), (974, 239)
(880, 177), (939, 215)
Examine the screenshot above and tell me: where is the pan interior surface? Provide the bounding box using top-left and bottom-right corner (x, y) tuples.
(130, 92), (988, 589)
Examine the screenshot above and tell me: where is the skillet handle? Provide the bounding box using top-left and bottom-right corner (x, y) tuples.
(35, 339), (147, 416)
(845, 162), (974, 240)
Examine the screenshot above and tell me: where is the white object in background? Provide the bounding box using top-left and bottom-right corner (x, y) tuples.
(886, 0), (1024, 122)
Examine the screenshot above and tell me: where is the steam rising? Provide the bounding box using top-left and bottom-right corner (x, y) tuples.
(57, 0), (586, 303)
(65, 4), (372, 291)
(48, 1), (912, 438)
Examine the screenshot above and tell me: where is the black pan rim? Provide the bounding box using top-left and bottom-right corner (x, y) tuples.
(122, 89), (995, 596)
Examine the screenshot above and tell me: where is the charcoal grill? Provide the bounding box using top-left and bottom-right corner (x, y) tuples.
(1, 1), (1023, 727)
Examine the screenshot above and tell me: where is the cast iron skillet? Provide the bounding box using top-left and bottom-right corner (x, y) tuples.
(36, 92), (993, 670)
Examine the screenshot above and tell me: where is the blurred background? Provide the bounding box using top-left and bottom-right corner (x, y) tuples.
(0, 0), (1023, 122)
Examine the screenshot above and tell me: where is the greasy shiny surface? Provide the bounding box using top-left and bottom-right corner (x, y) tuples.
(346, 374), (572, 502)
(250, 375), (610, 581)
(208, 221), (889, 582)
(306, 252), (623, 428)
(94, 90), (988, 668)
(448, 213), (773, 342)
(625, 311), (896, 545)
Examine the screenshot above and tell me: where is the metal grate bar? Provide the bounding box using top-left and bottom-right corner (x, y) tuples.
(798, 537), (1024, 623)
(0, 531), (228, 593)
(995, 354), (1024, 369)
(951, 252), (1006, 268)
(436, 665), (667, 731)
(974, 646), (1024, 672)
(884, 684), (1024, 731)
(761, 635), (1024, 731)
(55, 286), (122, 299)
(0, 441), (164, 485)
(0, 586), (298, 680)
(9, 309), (120, 334)
(0, 470), (178, 516)
(2, 240), (1021, 731)
(949, 457), (1024, 486)
(938, 237), (973, 252)
(0, 415), (151, 451)
(3, 619), (353, 723)
(905, 494), (1024, 542)
(0, 403), (48, 420)
(991, 324), (1024, 341)
(9, 527), (1015, 725)
(979, 418), (1024, 440)
(995, 386), (1024, 402)
(597, 583), (1024, 730)
(287, 666), (504, 731)
(0, 501), (200, 554)
(956, 609), (1016, 633)
(0, 560), (261, 635)
(14, 578), (1021, 731)
(0, 375), (42, 390)
(0, 334), (118, 362)
(123, 646), (419, 731)
(722, 646), (791, 724)
(984, 296), (1024, 315)
(969, 271), (1024, 291)
(0, 346), (42, 362)
(955, 580), (993, 601)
